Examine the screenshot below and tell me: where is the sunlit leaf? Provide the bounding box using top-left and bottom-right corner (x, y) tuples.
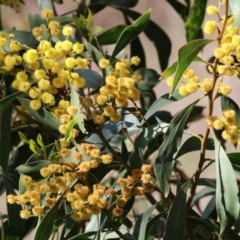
(64, 118), (76, 141)
(111, 9), (151, 59)
(70, 86), (87, 134)
(214, 136), (240, 235)
(154, 99), (199, 196)
(163, 181), (191, 240)
(18, 131), (29, 144)
(185, 0), (207, 41)
(128, 123), (169, 168)
(171, 39), (214, 94)
(229, 0), (240, 26)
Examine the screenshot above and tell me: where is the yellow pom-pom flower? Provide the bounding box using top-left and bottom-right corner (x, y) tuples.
(204, 21), (218, 35)
(213, 119), (225, 130)
(99, 58), (110, 69)
(29, 99), (42, 110)
(179, 85), (190, 96)
(130, 56), (141, 66)
(62, 26), (73, 36)
(38, 79), (50, 90)
(42, 8), (53, 18)
(73, 42), (84, 54)
(18, 81), (30, 92)
(206, 5), (218, 15)
(186, 82), (198, 93)
(200, 78), (213, 92)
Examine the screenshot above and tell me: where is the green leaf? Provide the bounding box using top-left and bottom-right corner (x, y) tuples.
(36, 133), (45, 153)
(161, 56), (206, 79)
(34, 193), (64, 240)
(18, 98), (61, 131)
(227, 152), (240, 165)
(145, 211), (167, 239)
(135, 68), (160, 91)
(161, 62), (178, 79)
(84, 42), (108, 75)
(229, 0), (240, 26)
(171, 39), (214, 94)
(96, 25), (126, 45)
(29, 139), (38, 153)
(70, 86), (87, 134)
(213, 136), (240, 235)
(74, 69), (103, 89)
(37, 0), (53, 11)
(124, 9), (171, 71)
(185, 0), (207, 41)
(142, 90), (183, 124)
(192, 187), (215, 206)
(4, 30), (38, 48)
(0, 91), (23, 115)
(18, 131), (29, 144)
(163, 181), (191, 240)
(128, 123), (169, 168)
(16, 161), (51, 179)
(221, 95), (240, 124)
(64, 118), (76, 140)
(111, 9), (151, 60)
(194, 224), (212, 239)
(154, 99), (199, 196)
(0, 106), (11, 174)
(175, 136), (214, 159)
(28, 14), (45, 30)
(90, 26), (103, 37)
(132, 203), (159, 240)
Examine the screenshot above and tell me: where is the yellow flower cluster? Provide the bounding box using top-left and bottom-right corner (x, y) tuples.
(166, 68), (215, 96)
(0, 9), (84, 110)
(207, 109), (240, 144)
(205, 4), (240, 77)
(7, 142), (114, 220)
(112, 164), (155, 217)
(85, 58), (142, 124)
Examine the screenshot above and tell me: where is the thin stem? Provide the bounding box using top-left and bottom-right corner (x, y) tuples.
(96, 130), (132, 171)
(186, 0), (229, 213)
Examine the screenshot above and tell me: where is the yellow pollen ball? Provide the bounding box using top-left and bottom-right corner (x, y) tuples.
(73, 42), (84, 54)
(204, 21), (218, 35)
(62, 26), (73, 36)
(99, 58), (110, 69)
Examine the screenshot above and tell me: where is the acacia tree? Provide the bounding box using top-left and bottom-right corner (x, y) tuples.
(1, 0), (240, 239)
